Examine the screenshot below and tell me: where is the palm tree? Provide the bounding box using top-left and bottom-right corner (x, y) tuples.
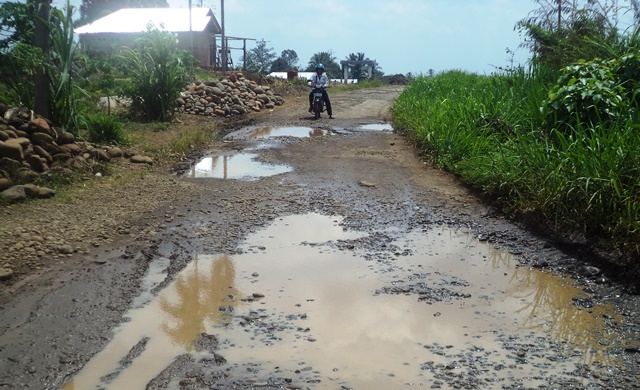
(306, 50), (340, 78)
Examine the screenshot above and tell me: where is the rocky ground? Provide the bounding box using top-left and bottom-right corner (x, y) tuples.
(0, 85), (639, 389)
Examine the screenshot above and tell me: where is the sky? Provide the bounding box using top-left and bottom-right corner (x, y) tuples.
(46, 0), (635, 76)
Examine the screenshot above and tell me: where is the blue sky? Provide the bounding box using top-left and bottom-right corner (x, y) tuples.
(174, 0), (538, 75)
(49, 0), (636, 76)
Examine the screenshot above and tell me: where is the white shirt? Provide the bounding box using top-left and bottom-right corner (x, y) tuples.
(308, 72), (330, 88)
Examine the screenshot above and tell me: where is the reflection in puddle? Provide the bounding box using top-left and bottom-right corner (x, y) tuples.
(357, 122), (394, 131)
(183, 153), (291, 180)
(63, 214), (628, 389)
(248, 126), (329, 138)
(62, 255), (242, 390)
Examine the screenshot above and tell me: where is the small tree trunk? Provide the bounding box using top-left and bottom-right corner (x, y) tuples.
(34, 0), (51, 118)
(557, 0), (562, 32)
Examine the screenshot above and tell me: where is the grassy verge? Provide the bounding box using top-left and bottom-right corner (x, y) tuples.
(126, 120), (221, 163)
(332, 79), (384, 92)
(392, 70), (640, 262)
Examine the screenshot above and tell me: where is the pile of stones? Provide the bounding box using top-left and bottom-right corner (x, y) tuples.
(0, 104), (152, 203)
(177, 72), (285, 117)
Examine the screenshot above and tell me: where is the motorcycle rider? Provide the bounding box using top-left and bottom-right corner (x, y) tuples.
(308, 63), (333, 119)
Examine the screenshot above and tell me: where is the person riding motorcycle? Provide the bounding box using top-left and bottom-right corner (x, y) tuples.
(308, 63), (333, 119)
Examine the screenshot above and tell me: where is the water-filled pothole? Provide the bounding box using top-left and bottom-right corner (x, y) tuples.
(63, 214), (628, 389)
(248, 126), (330, 138)
(356, 122), (394, 131)
(183, 153), (291, 180)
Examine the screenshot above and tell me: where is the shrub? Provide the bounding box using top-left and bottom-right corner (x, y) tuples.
(118, 26), (188, 122)
(543, 59), (626, 131)
(85, 113), (128, 145)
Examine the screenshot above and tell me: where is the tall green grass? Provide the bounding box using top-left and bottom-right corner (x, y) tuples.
(392, 69), (640, 259)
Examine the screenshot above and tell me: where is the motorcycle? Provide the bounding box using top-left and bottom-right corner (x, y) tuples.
(311, 87), (325, 120)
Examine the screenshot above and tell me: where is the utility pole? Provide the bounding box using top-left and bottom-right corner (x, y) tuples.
(34, 0), (50, 118)
(221, 0), (226, 75)
(189, 0), (194, 77)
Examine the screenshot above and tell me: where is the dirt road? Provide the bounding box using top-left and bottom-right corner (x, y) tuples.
(1, 86), (639, 389)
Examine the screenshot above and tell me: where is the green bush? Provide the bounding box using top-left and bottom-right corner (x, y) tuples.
(85, 113), (128, 145)
(118, 27), (188, 122)
(543, 59), (626, 130)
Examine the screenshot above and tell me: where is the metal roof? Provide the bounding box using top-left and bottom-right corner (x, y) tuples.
(75, 8), (221, 34)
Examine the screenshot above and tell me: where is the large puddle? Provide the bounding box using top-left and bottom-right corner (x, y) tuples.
(63, 214), (627, 389)
(183, 153), (291, 180)
(248, 126), (329, 138)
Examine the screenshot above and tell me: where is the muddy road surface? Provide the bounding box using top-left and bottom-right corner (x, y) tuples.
(1, 86), (640, 389)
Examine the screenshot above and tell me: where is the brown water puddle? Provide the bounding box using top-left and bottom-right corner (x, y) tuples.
(248, 126), (329, 138)
(183, 152), (292, 180)
(62, 214), (626, 389)
(356, 122), (394, 131)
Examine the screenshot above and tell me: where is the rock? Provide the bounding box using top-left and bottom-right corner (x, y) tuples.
(36, 186), (55, 198)
(0, 130), (7, 141)
(0, 157), (22, 174)
(580, 266), (601, 277)
(25, 155), (46, 172)
(0, 140), (23, 160)
(1, 185), (26, 202)
(15, 168), (38, 184)
(59, 143), (82, 154)
(359, 180), (377, 188)
(38, 142), (61, 157)
(0, 267), (14, 281)
(28, 117), (52, 136)
(14, 129), (29, 138)
(0, 178), (11, 191)
(20, 184), (40, 197)
(30, 132), (54, 145)
(106, 147), (123, 158)
(92, 149), (111, 162)
(57, 132), (75, 145)
(33, 145), (52, 164)
(130, 155), (153, 165)
(58, 244), (74, 254)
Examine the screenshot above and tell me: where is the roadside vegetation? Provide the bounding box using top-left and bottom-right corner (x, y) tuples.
(392, 0), (640, 263)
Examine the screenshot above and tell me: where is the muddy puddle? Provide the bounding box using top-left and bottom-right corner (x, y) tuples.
(183, 152), (291, 180)
(247, 126), (330, 139)
(356, 122), (394, 131)
(62, 214), (630, 389)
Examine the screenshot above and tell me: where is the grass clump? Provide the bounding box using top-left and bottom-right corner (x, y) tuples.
(84, 113), (129, 145)
(171, 125), (219, 154)
(127, 122), (220, 162)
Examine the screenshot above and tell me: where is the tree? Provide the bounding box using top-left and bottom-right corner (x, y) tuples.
(280, 49), (299, 69)
(269, 49), (299, 72)
(517, 0), (628, 69)
(0, 0), (38, 50)
(345, 52), (367, 81)
(306, 50), (340, 78)
(78, 0), (168, 25)
(344, 52), (384, 81)
(242, 39), (276, 74)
